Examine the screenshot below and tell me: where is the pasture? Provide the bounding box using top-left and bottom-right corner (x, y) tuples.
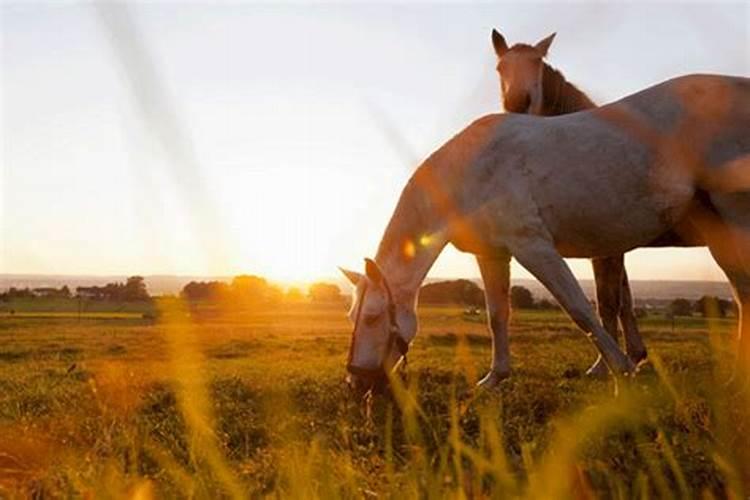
(0, 301), (748, 498)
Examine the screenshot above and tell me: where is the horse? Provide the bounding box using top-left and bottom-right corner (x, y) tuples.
(341, 74), (750, 395)
(488, 28), (646, 382)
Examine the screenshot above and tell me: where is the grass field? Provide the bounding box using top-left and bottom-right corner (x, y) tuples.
(1, 300), (748, 498)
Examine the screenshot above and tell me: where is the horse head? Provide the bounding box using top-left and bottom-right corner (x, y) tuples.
(340, 259), (416, 395)
(492, 29), (556, 115)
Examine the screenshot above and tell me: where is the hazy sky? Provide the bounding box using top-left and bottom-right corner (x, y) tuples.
(1, 2), (748, 283)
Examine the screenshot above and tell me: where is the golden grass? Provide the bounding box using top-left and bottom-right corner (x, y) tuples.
(0, 302), (747, 498)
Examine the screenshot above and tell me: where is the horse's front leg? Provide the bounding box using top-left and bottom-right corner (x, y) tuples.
(476, 253), (512, 388)
(508, 235), (636, 379)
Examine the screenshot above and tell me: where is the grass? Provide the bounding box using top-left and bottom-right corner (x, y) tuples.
(0, 301), (747, 498)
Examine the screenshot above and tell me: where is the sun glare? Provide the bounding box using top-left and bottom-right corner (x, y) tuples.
(226, 166), (354, 284)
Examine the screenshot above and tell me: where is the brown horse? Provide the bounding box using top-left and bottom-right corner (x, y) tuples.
(490, 28), (647, 379)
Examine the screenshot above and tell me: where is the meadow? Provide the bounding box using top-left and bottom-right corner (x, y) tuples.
(0, 300), (748, 498)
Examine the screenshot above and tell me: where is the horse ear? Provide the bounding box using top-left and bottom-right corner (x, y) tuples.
(364, 258), (383, 285)
(534, 32), (556, 57)
(339, 267), (363, 286)
(491, 29), (508, 57)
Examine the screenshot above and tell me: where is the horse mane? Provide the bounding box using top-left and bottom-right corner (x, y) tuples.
(541, 63), (596, 115)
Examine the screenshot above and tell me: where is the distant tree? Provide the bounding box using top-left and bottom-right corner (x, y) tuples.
(266, 284), (284, 305)
(181, 281), (203, 301)
(537, 298), (559, 310)
(285, 287), (305, 302)
(60, 285), (71, 299)
(419, 280), (483, 306)
(510, 286), (535, 309)
(308, 282), (343, 303)
(124, 276), (150, 301)
(181, 281), (229, 301)
(231, 275), (268, 301)
(693, 295), (732, 318)
(669, 298), (693, 317)
(634, 307), (648, 319)
(7, 287), (34, 299)
(76, 286), (105, 300)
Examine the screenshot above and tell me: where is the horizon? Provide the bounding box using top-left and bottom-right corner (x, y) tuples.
(0, 270), (737, 284)
(0, 272), (736, 302)
(2, 3), (748, 283)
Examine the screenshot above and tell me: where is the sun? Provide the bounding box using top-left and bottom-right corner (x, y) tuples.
(225, 166), (358, 284)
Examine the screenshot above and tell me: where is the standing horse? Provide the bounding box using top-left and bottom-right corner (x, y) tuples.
(342, 74), (750, 395)
(489, 29), (646, 382)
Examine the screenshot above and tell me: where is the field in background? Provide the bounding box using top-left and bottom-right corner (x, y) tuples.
(1, 302), (748, 497)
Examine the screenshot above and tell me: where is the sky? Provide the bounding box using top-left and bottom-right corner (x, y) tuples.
(1, 1), (748, 284)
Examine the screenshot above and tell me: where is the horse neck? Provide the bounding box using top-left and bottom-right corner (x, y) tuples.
(374, 178), (448, 306)
(541, 63), (596, 115)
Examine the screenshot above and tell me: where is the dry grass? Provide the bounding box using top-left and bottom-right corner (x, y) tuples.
(0, 301), (747, 498)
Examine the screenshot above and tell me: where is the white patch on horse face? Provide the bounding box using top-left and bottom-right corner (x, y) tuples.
(497, 50), (544, 113)
(347, 278), (391, 370)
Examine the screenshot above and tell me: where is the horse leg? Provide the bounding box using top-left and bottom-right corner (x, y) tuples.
(619, 267), (648, 365)
(587, 257), (625, 377)
(702, 222), (750, 377)
(695, 191), (750, 378)
(728, 275), (750, 379)
(590, 257), (648, 374)
(509, 237), (635, 376)
(476, 253), (512, 388)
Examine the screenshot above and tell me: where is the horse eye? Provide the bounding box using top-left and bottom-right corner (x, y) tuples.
(363, 313), (381, 326)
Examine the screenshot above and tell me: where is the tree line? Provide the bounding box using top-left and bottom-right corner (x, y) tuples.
(178, 277), (557, 310)
(5, 273), (732, 317)
(0, 276), (150, 302)
(180, 276), (344, 304)
(407, 280), (557, 310)
(669, 295), (737, 318)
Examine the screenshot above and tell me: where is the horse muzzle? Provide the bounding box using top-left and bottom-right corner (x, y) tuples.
(503, 92), (532, 114)
(346, 364), (389, 396)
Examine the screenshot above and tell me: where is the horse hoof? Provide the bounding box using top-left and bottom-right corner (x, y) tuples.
(629, 349), (648, 367)
(476, 369), (509, 389)
(585, 359), (610, 378)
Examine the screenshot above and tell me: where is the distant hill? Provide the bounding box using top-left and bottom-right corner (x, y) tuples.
(1, 274), (734, 302)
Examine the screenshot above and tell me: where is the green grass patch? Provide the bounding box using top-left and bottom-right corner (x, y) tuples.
(0, 303), (746, 498)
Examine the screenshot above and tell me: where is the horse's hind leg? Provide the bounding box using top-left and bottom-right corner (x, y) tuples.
(707, 234), (750, 374)
(588, 257), (647, 377)
(619, 268), (648, 364)
(588, 257), (648, 377)
(587, 257), (625, 377)
(508, 236), (635, 377)
(476, 253), (512, 388)
(702, 193), (750, 374)
(700, 206), (750, 500)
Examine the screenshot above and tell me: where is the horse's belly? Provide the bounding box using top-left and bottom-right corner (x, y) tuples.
(551, 211), (674, 258)
(533, 155), (696, 258)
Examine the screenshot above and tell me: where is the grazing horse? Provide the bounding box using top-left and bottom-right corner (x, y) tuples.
(488, 29), (646, 382)
(342, 74), (750, 395)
